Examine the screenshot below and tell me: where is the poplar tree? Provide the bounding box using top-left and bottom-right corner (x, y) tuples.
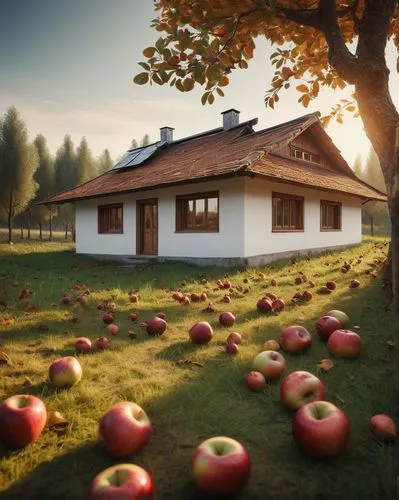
(0, 107), (38, 243)
(98, 148), (113, 174)
(76, 137), (98, 184)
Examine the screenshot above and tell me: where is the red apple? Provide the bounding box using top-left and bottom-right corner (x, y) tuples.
(107, 324), (119, 336)
(75, 337), (92, 353)
(315, 316), (341, 341)
(97, 303), (104, 310)
(155, 312), (166, 319)
(280, 325), (312, 353)
(146, 317), (167, 336)
(271, 279), (277, 286)
(192, 436), (251, 495)
(349, 279), (360, 288)
(200, 292), (208, 301)
(226, 332), (242, 345)
(49, 356), (82, 387)
(280, 371), (326, 410)
(219, 312), (235, 327)
(128, 331), (137, 340)
(95, 336), (110, 350)
(189, 321), (214, 344)
(272, 299), (285, 312)
(328, 329), (361, 358)
(102, 313), (114, 325)
(190, 293), (201, 303)
(256, 298), (273, 313)
(326, 309), (350, 327)
(246, 371), (266, 392)
(265, 292), (278, 301)
(172, 292), (183, 301)
(326, 281), (336, 290)
(301, 290), (313, 301)
(293, 401), (349, 457)
(87, 463), (155, 500)
(129, 312), (139, 321)
(225, 343), (239, 355)
(0, 394), (47, 447)
(99, 401), (152, 458)
(129, 294), (139, 303)
(370, 414), (397, 441)
(295, 276), (302, 285)
(252, 351), (285, 380)
(60, 295), (71, 305)
(78, 295), (89, 308)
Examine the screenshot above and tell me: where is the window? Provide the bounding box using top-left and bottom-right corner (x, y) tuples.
(272, 192), (304, 232)
(98, 204), (123, 234)
(320, 200), (341, 231)
(290, 146), (320, 164)
(176, 192), (219, 232)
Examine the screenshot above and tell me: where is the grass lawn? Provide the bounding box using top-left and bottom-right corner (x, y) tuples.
(0, 238), (397, 499)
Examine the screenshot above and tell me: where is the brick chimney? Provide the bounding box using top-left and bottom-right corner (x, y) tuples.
(160, 126), (174, 143)
(221, 109), (240, 131)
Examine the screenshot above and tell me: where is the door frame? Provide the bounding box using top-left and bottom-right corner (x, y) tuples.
(136, 198), (158, 256)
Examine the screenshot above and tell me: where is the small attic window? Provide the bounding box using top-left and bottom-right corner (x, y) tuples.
(290, 146), (320, 164)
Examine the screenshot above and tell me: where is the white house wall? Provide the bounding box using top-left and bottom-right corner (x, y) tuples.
(243, 177), (362, 258)
(75, 178), (245, 258)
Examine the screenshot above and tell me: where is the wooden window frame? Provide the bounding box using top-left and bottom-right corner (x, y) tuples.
(175, 191), (219, 233)
(320, 200), (342, 232)
(289, 146), (321, 164)
(98, 203), (123, 234)
(272, 192), (304, 233)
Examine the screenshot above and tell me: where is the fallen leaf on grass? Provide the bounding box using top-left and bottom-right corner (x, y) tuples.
(317, 359), (335, 372)
(47, 411), (69, 429)
(263, 340), (280, 350)
(0, 351), (12, 365)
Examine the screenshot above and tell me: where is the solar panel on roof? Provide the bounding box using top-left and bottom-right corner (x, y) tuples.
(112, 141), (167, 171)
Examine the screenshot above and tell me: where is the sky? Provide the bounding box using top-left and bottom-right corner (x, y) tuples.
(0, 0), (398, 168)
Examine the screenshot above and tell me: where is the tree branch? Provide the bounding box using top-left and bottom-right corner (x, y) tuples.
(276, 4), (353, 31)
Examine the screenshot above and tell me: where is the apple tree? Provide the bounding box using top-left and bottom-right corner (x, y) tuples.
(135, 0), (399, 310)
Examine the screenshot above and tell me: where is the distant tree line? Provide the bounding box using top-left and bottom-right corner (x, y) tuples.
(0, 106), (151, 243)
(352, 147), (390, 236)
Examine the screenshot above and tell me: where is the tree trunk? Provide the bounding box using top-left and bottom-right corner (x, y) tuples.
(49, 208), (53, 241)
(72, 222), (76, 243)
(28, 211), (31, 240)
(39, 223), (42, 240)
(7, 212), (12, 244)
(370, 215), (374, 237)
(64, 224), (68, 239)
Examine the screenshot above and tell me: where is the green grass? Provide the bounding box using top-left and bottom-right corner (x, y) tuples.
(0, 238), (397, 499)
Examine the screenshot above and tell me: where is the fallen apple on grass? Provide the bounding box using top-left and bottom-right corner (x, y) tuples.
(292, 401), (349, 457)
(192, 436), (251, 496)
(102, 313), (114, 325)
(129, 312), (140, 321)
(227, 332), (242, 345)
(328, 329), (362, 358)
(280, 325), (312, 354)
(219, 312), (235, 327)
(315, 316), (341, 341)
(272, 299), (285, 312)
(256, 297), (273, 313)
(87, 463), (155, 500)
(252, 350), (285, 380)
(189, 321), (214, 344)
(326, 309), (349, 328)
(280, 371), (326, 410)
(107, 324), (119, 336)
(95, 336), (110, 350)
(0, 394), (47, 447)
(326, 281), (336, 290)
(75, 337), (92, 354)
(246, 371), (266, 391)
(225, 342), (239, 355)
(370, 414), (397, 441)
(49, 356), (82, 388)
(145, 317), (167, 336)
(99, 401), (152, 458)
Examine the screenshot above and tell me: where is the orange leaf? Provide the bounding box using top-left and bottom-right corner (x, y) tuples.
(47, 411), (69, 429)
(317, 359), (334, 372)
(296, 84), (309, 93)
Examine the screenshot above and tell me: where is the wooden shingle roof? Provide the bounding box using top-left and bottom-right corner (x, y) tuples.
(45, 113), (386, 204)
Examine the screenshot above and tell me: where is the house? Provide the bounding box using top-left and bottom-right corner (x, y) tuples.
(46, 110), (386, 266)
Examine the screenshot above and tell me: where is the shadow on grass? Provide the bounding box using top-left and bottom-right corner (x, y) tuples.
(1, 259), (397, 499)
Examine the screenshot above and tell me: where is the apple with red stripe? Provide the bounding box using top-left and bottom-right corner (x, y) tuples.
(192, 436), (251, 496)
(292, 401), (350, 457)
(370, 414), (397, 441)
(280, 325), (312, 353)
(87, 464), (155, 500)
(328, 329), (362, 358)
(99, 401), (152, 458)
(280, 371), (326, 410)
(0, 394), (47, 447)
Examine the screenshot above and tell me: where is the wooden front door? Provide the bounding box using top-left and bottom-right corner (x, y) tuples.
(137, 199), (158, 255)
